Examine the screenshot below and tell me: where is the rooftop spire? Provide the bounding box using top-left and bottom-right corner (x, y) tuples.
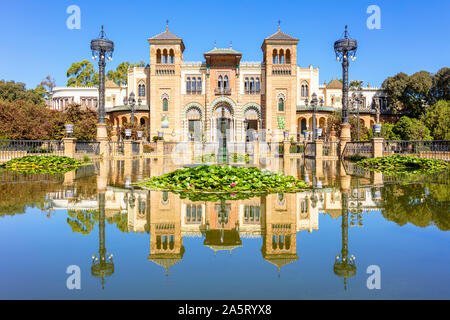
(278, 19), (281, 31)
(166, 19), (169, 31)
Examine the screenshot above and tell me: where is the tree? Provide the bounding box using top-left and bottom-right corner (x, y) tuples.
(382, 68), (448, 118)
(66, 60), (99, 87)
(0, 80), (43, 104)
(0, 99), (63, 140)
(35, 75), (56, 100)
(430, 67), (450, 102)
(382, 72), (408, 113)
(392, 116), (432, 140)
(349, 80), (363, 89)
(325, 111), (369, 140)
(106, 61), (146, 86)
(403, 71), (433, 118)
(63, 103), (98, 141)
(423, 100), (450, 140)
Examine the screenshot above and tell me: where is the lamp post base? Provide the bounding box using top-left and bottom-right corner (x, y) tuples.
(97, 123), (109, 157)
(339, 123), (351, 157)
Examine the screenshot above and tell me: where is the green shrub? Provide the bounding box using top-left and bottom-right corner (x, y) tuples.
(1, 155), (83, 174)
(356, 155), (448, 174)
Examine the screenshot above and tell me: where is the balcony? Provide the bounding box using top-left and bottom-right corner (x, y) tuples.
(155, 64), (175, 76)
(245, 89), (261, 95)
(272, 65), (292, 76)
(186, 89), (202, 95)
(215, 87), (232, 95)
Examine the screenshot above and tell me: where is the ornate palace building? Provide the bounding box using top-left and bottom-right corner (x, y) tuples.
(50, 26), (388, 142)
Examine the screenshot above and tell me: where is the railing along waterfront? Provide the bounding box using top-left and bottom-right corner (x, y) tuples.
(0, 140), (64, 161)
(383, 140), (450, 161)
(143, 142), (157, 155)
(132, 142), (140, 155)
(323, 141), (338, 157)
(108, 141), (124, 156)
(305, 143), (315, 157)
(290, 143), (304, 154)
(75, 141), (100, 156)
(343, 141), (373, 158)
(163, 142), (178, 154)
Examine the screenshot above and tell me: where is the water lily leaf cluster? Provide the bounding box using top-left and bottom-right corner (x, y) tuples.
(137, 165), (308, 195)
(194, 153), (250, 164)
(1, 155), (83, 174)
(356, 155), (449, 174)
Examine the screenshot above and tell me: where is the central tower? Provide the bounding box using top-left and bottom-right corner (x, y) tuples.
(148, 26), (185, 141)
(262, 27), (298, 141)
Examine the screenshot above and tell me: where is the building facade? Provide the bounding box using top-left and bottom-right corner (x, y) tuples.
(50, 26), (388, 142)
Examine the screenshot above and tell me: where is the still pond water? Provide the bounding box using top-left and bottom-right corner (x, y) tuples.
(0, 158), (449, 299)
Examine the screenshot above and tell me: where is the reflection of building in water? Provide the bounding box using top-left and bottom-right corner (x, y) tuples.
(148, 190), (185, 276)
(261, 193), (299, 274)
(204, 200), (243, 255)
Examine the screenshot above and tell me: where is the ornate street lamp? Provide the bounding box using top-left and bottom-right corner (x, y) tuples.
(334, 25), (357, 139)
(123, 92), (142, 124)
(305, 93), (319, 140)
(91, 26), (114, 129)
(218, 106), (229, 164)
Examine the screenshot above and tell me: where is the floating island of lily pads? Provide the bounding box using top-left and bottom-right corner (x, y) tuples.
(1, 155), (84, 174)
(136, 165), (309, 201)
(356, 155), (449, 175)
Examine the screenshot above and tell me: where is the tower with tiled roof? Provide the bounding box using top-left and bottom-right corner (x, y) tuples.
(261, 24), (299, 141)
(147, 23), (184, 139)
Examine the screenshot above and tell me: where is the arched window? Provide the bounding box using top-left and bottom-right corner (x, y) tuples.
(286, 49), (291, 64)
(245, 78), (249, 92)
(191, 77), (196, 91)
(218, 75), (223, 88)
(156, 49), (161, 64)
(301, 82), (309, 97)
(250, 78), (254, 91)
(186, 77), (191, 91)
(162, 98), (168, 111)
(138, 83), (145, 97)
(272, 49), (278, 64)
(278, 98), (284, 112)
(279, 49), (285, 64)
(163, 49), (168, 64)
(224, 76), (229, 88)
(255, 78), (260, 92)
(169, 49), (174, 64)
(140, 118), (146, 126)
(197, 77), (202, 92)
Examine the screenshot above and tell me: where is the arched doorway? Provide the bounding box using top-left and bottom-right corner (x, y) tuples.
(186, 107), (203, 141)
(244, 107), (260, 141)
(214, 104), (233, 142)
(300, 118), (307, 133)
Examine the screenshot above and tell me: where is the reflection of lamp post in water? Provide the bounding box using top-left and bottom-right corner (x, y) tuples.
(91, 193), (114, 290)
(218, 106), (229, 164)
(333, 191), (356, 290)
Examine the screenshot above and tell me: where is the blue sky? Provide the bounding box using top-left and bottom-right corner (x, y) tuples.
(0, 0), (448, 89)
